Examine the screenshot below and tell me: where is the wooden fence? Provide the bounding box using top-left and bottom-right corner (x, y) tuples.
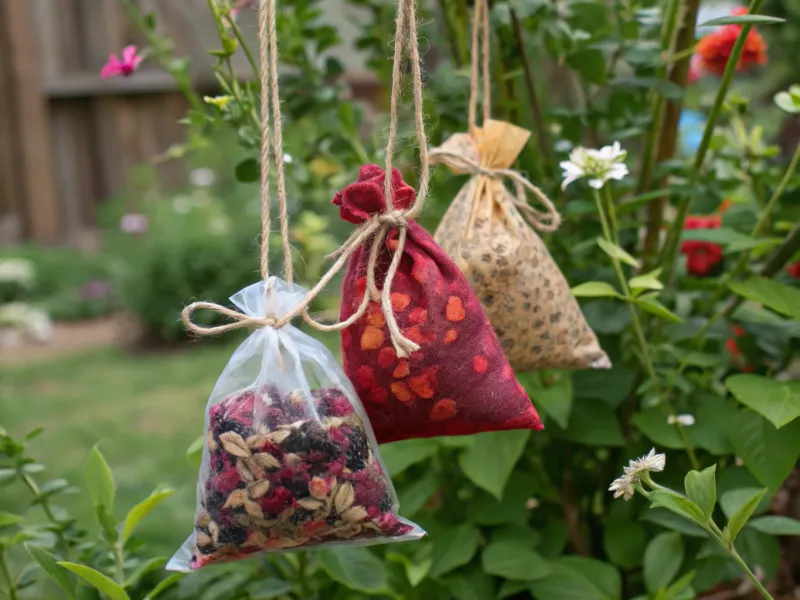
(0, 0), (374, 245)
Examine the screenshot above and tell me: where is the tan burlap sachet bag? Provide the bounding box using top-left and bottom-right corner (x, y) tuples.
(432, 119), (610, 371)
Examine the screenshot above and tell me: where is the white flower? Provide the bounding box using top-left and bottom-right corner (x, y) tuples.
(189, 167), (216, 188)
(626, 448), (666, 476)
(667, 414), (695, 426)
(609, 474), (635, 501)
(282, 153), (293, 164)
(0, 259), (34, 287)
(610, 448), (666, 502)
(560, 141), (629, 190)
(0, 303), (52, 342)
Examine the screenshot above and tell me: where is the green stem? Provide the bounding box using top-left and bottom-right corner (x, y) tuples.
(659, 0), (766, 283)
(225, 14), (259, 77)
(594, 190), (699, 470)
(0, 552), (17, 600)
(118, 0), (204, 112)
(692, 144), (800, 347)
(17, 470), (71, 558)
(728, 548), (774, 600)
(114, 543), (125, 585)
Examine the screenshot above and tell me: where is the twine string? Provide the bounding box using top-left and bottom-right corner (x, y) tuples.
(183, 0), (431, 358)
(467, 0), (491, 132)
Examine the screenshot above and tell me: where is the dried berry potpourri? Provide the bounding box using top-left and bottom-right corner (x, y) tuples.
(335, 165), (543, 444)
(168, 278), (423, 572)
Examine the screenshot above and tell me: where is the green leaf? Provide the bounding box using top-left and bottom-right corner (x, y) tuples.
(629, 269), (664, 292)
(468, 473), (536, 526)
(699, 15), (785, 26)
(775, 90), (800, 114)
(444, 569), (494, 600)
(57, 563), (130, 600)
(570, 281), (621, 299)
(85, 445), (115, 513)
(0, 513), (22, 528)
(726, 374), (800, 429)
(723, 488), (767, 546)
(458, 430), (530, 500)
(498, 580), (530, 600)
(519, 373), (573, 428)
(603, 519), (646, 569)
(566, 49), (607, 84)
(597, 238), (639, 268)
(144, 573), (185, 599)
(397, 471), (439, 518)
(319, 547), (388, 594)
(380, 439), (439, 476)
(642, 509), (706, 537)
(529, 557), (621, 600)
(234, 158), (260, 183)
(122, 488), (175, 544)
(428, 524), (480, 578)
(573, 368), (636, 408)
(123, 557), (167, 588)
(720, 488), (770, 521)
(728, 278), (800, 322)
(747, 515), (800, 536)
(245, 579), (293, 599)
(728, 409), (800, 489)
(26, 545), (76, 600)
(649, 490), (705, 525)
(644, 532), (684, 594)
(634, 295), (683, 323)
(684, 465), (717, 522)
(665, 571), (696, 600)
(186, 435), (203, 469)
(737, 528), (781, 581)
(558, 398), (624, 446)
(481, 540), (551, 581)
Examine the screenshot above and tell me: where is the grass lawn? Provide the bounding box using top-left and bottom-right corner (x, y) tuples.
(1, 342), (241, 556)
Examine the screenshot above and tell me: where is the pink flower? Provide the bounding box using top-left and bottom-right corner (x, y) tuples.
(688, 54), (705, 84)
(100, 46), (144, 78)
(231, 0), (256, 19)
(120, 213), (149, 235)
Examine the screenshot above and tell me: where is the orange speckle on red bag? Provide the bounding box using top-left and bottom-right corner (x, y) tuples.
(358, 365), (376, 390)
(443, 328), (458, 344)
(446, 296), (466, 322)
(366, 302), (385, 327)
(391, 293), (411, 311)
(393, 359), (409, 379)
(430, 399), (457, 422)
(391, 382), (414, 403)
(473, 355), (488, 373)
(408, 374), (435, 399)
(387, 238), (399, 251)
(503, 364), (514, 379)
(412, 261), (429, 283)
(378, 347), (397, 368)
(361, 326), (384, 350)
(404, 325), (434, 345)
(409, 308), (427, 325)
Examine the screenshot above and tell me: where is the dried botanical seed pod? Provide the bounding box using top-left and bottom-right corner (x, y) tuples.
(224, 489), (247, 509)
(219, 431), (251, 457)
(196, 531), (213, 547)
(341, 506), (368, 522)
(248, 479), (270, 499)
(195, 510), (211, 529)
(207, 429), (218, 452)
(252, 452), (281, 470)
(297, 498), (324, 511)
(236, 460), (256, 482)
(246, 434), (268, 449)
(333, 482), (355, 513)
(243, 498), (264, 518)
(265, 430), (291, 444)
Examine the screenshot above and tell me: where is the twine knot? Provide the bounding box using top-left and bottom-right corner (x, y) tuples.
(377, 210), (410, 227)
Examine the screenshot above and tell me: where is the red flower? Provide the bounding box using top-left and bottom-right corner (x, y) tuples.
(787, 261), (800, 280)
(726, 325), (755, 372)
(680, 215), (723, 277)
(695, 8), (767, 78)
(332, 165), (415, 224)
(100, 46), (144, 78)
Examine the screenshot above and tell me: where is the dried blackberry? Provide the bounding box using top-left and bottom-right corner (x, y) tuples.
(345, 429), (368, 471)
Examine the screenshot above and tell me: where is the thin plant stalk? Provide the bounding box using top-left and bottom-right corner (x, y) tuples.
(659, 0), (767, 283)
(16, 469), (72, 559)
(593, 189), (699, 469)
(0, 551), (17, 600)
(225, 13), (259, 77)
(640, 474), (774, 600)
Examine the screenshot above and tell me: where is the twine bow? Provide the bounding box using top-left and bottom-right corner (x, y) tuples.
(430, 143), (561, 232)
(182, 0), (430, 359)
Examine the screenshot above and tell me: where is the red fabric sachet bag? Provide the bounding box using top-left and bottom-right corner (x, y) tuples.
(335, 165), (543, 444)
